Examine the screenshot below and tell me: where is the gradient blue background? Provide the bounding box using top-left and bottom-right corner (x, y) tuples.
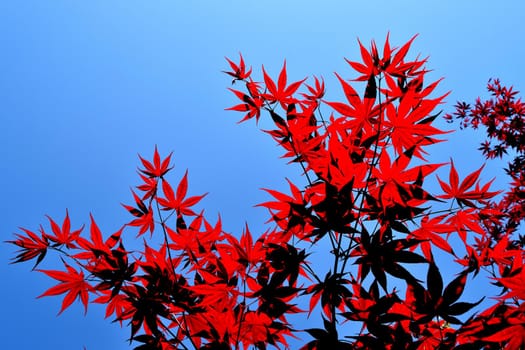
(2, 1), (524, 349)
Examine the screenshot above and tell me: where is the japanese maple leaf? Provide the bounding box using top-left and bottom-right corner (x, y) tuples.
(181, 306), (237, 345)
(121, 284), (170, 338)
(382, 72), (443, 101)
(409, 215), (455, 260)
(226, 81), (265, 123)
(37, 261), (95, 314)
(258, 178), (312, 238)
(246, 273), (301, 320)
(345, 38), (381, 81)
(322, 132), (369, 191)
(93, 289), (133, 325)
(437, 160), (499, 207)
(305, 271), (352, 319)
(384, 90), (449, 157)
(136, 173), (158, 200)
(225, 224), (265, 275)
(157, 171), (207, 216)
(371, 151), (441, 209)
(408, 263), (483, 325)
(265, 243), (309, 287)
(345, 34), (423, 81)
(324, 73), (381, 132)
(7, 226), (49, 269)
(189, 282), (238, 312)
(384, 34), (426, 78)
(373, 148), (443, 184)
(496, 255), (525, 300)
(446, 208), (486, 243)
(75, 214), (123, 259)
(301, 76), (325, 102)
(138, 146), (173, 178)
(45, 209), (83, 249)
(122, 190), (155, 236)
(263, 108), (323, 168)
(488, 232), (518, 267)
(238, 311), (274, 348)
(352, 227), (426, 291)
(139, 243), (168, 273)
(166, 215), (223, 261)
(223, 53), (252, 82)
(483, 324), (525, 349)
(230, 308), (283, 349)
(262, 61), (306, 109)
(342, 282), (377, 322)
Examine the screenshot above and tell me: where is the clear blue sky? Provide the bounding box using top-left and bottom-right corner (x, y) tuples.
(1, 1), (524, 349)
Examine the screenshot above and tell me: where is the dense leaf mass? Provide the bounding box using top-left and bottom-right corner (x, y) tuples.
(8, 35), (524, 349)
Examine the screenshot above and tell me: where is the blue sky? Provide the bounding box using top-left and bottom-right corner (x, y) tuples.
(1, 1), (524, 349)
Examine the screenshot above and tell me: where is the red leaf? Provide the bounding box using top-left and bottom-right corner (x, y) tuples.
(224, 53), (252, 81)
(158, 172), (207, 216)
(122, 190), (155, 236)
(45, 210), (83, 248)
(176, 170), (189, 201)
(262, 61), (306, 109)
(7, 227), (49, 268)
(38, 262), (95, 314)
(226, 83), (264, 123)
(138, 146), (173, 178)
(438, 160), (499, 207)
(75, 215), (123, 258)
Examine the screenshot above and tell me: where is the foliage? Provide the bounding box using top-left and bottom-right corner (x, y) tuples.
(8, 35), (525, 349)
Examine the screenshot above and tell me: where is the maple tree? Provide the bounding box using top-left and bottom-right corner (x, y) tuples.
(8, 35), (525, 349)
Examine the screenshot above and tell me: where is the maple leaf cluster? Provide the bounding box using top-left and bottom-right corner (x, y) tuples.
(446, 78), (525, 240)
(8, 35), (525, 349)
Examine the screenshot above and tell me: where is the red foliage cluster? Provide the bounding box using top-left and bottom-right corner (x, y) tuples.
(8, 35), (525, 349)
(446, 79), (525, 240)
